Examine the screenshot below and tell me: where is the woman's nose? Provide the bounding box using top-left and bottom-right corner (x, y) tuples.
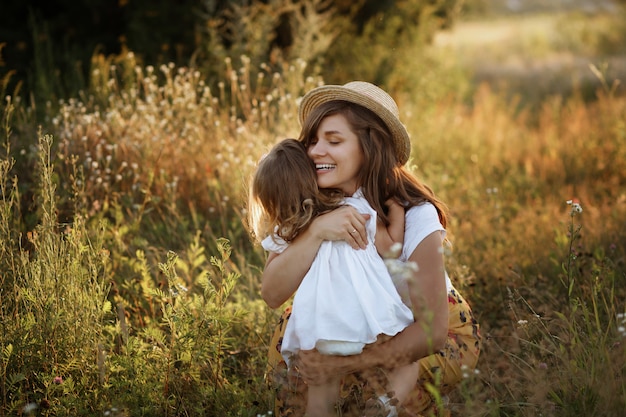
(308, 141), (325, 156)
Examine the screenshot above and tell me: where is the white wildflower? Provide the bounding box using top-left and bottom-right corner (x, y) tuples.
(566, 200), (583, 216)
(23, 403), (38, 414)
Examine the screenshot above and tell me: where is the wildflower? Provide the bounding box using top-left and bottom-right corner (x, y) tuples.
(388, 242), (403, 258)
(53, 376), (63, 384)
(538, 362), (548, 370)
(384, 259), (418, 282)
(23, 403), (38, 414)
(517, 320), (528, 326)
(566, 199), (583, 216)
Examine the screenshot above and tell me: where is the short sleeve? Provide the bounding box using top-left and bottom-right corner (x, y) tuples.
(400, 203), (446, 262)
(261, 234), (289, 254)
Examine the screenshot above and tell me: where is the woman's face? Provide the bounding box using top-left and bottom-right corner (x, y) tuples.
(307, 113), (364, 195)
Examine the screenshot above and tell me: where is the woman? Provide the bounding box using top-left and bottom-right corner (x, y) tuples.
(262, 81), (481, 416)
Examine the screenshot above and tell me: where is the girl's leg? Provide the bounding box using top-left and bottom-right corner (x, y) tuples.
(306, 377), (341, 417)
(386, 361), (420, 404)
(363, 362), (419, 417)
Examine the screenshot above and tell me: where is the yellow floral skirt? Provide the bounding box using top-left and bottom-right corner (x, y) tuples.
(266, 287), (481, 417)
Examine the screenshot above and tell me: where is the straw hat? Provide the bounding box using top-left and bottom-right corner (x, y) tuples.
(298, 81), (411, 165)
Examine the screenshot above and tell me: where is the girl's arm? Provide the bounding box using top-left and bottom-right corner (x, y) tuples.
(294, 231), (449, 384)
(374, 199), (405, 257)
(261, 205), (370, 309)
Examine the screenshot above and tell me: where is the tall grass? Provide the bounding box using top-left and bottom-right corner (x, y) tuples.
(1, 58), (286, 415)
(1, 6), (626, 416)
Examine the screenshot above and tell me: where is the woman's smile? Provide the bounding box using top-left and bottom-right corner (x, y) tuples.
(315, 163), (336, 171)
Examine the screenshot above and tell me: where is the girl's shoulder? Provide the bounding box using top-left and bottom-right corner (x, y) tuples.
(261, 234), (289, 253)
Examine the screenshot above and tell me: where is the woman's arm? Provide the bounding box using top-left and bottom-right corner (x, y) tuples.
(374, 199), (405, 257)
(294, 231), (449, 383)
(261, 205), (370, 309)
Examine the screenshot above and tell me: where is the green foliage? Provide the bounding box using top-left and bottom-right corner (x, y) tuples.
(0, 0), (466, 116)
(100, 241), (271, 416)
(321, 0), (462, 86)
(1, 134), (111, 415)
(0, 129), (274, 415)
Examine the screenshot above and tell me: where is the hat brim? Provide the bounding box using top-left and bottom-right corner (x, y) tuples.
(298, 85), (411, 165)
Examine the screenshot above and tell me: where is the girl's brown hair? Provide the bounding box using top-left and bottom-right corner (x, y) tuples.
(299, 101), (448, 228)
(248, 138), (343, 243)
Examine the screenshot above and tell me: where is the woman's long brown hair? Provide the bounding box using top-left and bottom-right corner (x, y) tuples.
(299, 101), (448, 228)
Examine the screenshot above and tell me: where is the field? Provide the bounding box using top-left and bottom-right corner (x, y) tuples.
(1, 2), (625, 416)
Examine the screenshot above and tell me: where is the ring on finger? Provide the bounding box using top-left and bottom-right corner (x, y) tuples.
(350, 229), (357, 234)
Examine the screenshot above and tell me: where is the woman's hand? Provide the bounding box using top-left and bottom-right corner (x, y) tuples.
(313, 206), (370, 249)
(294, 338), (398, 385)
(293, 349), (359, 385)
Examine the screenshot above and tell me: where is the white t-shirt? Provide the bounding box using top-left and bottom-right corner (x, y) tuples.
(398, 202), (453, 293)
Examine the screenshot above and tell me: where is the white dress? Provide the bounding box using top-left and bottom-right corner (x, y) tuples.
(262, 189), (414, 366)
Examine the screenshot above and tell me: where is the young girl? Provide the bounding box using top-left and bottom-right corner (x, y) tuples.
(248, 138), (419, 417)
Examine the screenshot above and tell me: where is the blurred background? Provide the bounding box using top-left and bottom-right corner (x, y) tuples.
(2, 0), (625, 108)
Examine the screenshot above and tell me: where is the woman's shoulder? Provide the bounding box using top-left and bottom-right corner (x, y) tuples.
(405, 201), (439, 222)
(401, 202), (446, 260)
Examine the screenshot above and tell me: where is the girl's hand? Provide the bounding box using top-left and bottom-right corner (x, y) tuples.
(385, 198), (404, 215)
(312, 206), (370, 249)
